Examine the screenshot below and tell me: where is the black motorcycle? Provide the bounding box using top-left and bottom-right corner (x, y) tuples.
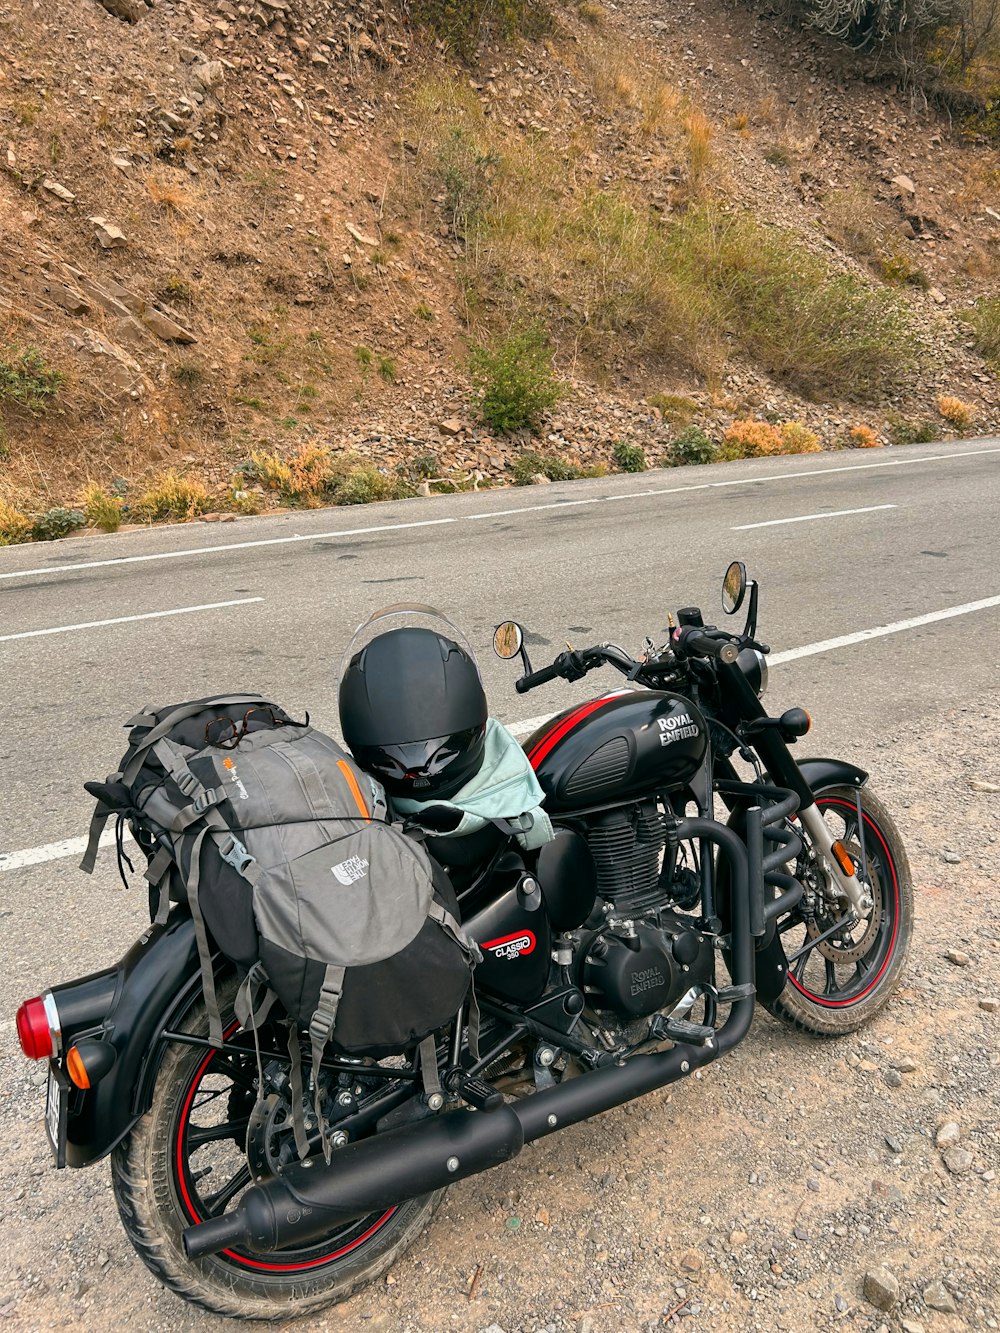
(15, 562), (912, 1320)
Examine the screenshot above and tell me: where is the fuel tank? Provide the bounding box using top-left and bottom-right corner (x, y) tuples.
(524, 690), (708, 814)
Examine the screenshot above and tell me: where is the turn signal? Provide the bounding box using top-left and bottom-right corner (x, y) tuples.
(66, 1039), (116, 1090)
(15, 997), (53, 1060)
(831, 840), (856, 877)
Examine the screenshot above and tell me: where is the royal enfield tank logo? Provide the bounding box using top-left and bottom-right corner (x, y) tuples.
(331, 855), (369, 886)
(657, 713), (699, 747)
(630, 965), (665, 997)
(482, 931), (537, 960)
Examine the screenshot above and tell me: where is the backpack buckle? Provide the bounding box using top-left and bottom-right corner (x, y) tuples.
(175, 771), (200, 798)
(218, 835), (254, 874)
(191, 786), (221, 815)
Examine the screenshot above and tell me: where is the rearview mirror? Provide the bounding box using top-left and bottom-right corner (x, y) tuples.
(722, 561), (747, 615)
(493, 621), (525, 660)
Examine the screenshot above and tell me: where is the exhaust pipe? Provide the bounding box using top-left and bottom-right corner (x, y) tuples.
(184, 819), (754, 1261)
(184, 1103), (524, 1258)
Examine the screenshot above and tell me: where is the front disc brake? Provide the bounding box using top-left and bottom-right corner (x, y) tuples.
(807, 840), (883, 963)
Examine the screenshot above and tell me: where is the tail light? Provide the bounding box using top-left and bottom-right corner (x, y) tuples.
(16, 994), (59, 1060)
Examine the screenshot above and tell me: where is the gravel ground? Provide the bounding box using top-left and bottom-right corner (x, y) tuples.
(1, 696), (997, 1333)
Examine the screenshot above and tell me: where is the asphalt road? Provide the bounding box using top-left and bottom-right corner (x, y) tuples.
(1, 437), (999, 1330)
(1, 436), (998, 955)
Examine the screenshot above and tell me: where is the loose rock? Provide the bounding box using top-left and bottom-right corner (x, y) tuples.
(936, 1121), (961, 1147)
(945, 948), (970, 965)
(942, 1146), (973, 1174)
(89, 217), (127, 249)
(863, 1267), (899, 1311)
(923, 1280), (958, 1313)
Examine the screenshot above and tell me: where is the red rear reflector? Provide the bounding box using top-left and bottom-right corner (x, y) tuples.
(16, 996), (54, 1060)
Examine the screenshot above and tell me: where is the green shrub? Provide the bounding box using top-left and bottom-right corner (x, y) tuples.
(410, 0), (552, 56)
(612, 440), (646, 472)
(886, 414), (938, 445)
(669, 425), (716, 465)
(0, 346), (64, 411)
(377, 356), (397, 384)
(960, 297), (1000, 369)
(334, 467), (411, 505)
(649, 393), (699, 425)
(661, 210), (916, 400)
(878, 252), (930, 289)
(470, 322), (562, 433)
(511, 450), (581, 485)
(31, 507), (85, 542)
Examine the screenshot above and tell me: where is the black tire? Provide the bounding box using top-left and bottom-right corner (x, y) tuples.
(768, 785), (913, 1037)
(111, 975), (445, 1321)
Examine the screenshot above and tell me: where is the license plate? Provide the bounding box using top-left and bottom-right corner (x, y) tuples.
(45, 1061), (70, 1168)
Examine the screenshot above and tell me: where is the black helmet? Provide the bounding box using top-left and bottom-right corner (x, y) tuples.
(339, 620), (487, 800)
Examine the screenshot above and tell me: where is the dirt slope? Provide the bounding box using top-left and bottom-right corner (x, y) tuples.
(0, 0), (998, 514)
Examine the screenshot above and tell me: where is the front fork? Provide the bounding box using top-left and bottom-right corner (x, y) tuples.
(797, 804), (873, 917)
(715, 660), (873, 918)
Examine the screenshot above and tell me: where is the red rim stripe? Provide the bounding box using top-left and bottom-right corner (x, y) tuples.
(527, 696), (618, 770)
(175, 1023), (396, 1272)
(788, 798), (900, 1008)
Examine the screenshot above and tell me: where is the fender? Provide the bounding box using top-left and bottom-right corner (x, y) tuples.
(61, 912), (205, 1167)
(797, 757), (868, 794)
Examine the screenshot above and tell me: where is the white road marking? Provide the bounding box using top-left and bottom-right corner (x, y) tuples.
(731, 504), (896, 531)
(0, 829), (131, 874)
(768, 594), (1000, 664)
(2, 445), (998, 584)
(0, 597), (263, 643)
(3, 592), (998, 874)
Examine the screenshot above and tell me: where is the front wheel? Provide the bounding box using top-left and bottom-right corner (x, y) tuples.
(111, 975), (445, 1321)
(769, 784), (913, 1036)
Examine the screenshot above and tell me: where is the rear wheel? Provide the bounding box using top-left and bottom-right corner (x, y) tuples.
(111, 975), (445, 1320)
(769, 785), (912, 1036)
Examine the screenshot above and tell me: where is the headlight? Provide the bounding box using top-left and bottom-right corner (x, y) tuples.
(736, 647), (769, 698)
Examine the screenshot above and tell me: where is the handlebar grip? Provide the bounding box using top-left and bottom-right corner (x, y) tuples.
(515, 661), (564, 693)
(676, 628), (740, 664)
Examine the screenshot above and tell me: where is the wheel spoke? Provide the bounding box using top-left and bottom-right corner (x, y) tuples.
(793, 949), (809, 982)
(824, 958), (840, 995)
(187, 1117), (251, 1151)
(202, 1163), (252, 1217)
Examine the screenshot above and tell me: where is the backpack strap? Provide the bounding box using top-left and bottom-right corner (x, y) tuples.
(285, 1026), (312, 1162)
(309, 963), (346, 1164)
(418, 1035), (441, 1099)
(143, 843), (175, 925)
(80, 799), (120, 874)
(185, 825), (224, 1047)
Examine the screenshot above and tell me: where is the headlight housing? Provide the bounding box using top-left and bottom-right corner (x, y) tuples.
(736, 647), (769, 698)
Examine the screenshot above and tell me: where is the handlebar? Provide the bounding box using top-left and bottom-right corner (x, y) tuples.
(671, 626), (740, 664)
(514, 660), (565, 693)
(514, 627), (742, 694)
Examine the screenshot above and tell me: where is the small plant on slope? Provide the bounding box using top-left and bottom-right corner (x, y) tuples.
(469, 322), (562, 433)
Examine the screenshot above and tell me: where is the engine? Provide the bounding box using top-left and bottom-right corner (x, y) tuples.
(578, 799), (713, 1023)
(580, 912), (714, 1019)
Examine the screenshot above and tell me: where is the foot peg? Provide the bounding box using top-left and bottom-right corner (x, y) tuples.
(457, 1074), (504, 1111)
(649, 1015), (716, 1046)
(714, 982), (755, 1003)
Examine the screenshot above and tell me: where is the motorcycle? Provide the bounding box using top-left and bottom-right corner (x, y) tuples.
(14, 562), (912, 1320)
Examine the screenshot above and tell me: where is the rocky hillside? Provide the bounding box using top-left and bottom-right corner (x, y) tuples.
(0, 0), (998, 529)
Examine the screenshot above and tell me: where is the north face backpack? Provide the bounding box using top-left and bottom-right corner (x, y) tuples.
(80, 694), (479, 1153)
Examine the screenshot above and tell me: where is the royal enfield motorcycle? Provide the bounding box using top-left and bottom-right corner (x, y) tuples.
(15, 562), (912, 1319)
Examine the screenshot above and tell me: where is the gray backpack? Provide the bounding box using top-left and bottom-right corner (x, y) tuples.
(81, 694), (479, 1153)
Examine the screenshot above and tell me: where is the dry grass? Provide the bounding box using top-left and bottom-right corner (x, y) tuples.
(81, 482), (124, 533)
(132, 472), (210, 522)
(935, 393), (976, 427)
(145, 174), (193, 212)
(0, 497), (32, 545)
(849, 424), (882, 448)
(719, 419), (822, 460)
